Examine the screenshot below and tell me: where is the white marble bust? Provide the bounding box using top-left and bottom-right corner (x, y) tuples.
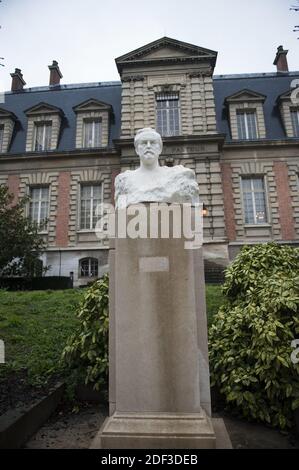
(115, 128), (200, 208)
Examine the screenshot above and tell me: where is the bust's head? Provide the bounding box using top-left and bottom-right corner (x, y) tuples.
(134, 128), (163, 168)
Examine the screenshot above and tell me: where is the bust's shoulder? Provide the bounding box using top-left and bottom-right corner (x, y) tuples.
(170, 165), (196, 179)
(115, 170), (133, 188)
(115, 170), (131, 182)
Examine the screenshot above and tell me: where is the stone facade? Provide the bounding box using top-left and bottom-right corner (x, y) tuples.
(0, 37), (298, 285)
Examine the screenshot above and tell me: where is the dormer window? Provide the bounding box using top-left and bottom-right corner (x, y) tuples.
(225, 89), (266, 140)
(156, 92), (180, 136)
(0, 108), (17, 153)
(73, 99), (112, 149)
(277, 89), (299, 138)
(25, 102), (63, 152)
(291, 109), (299, 137)
(34, 122), (52, 151)
(237, 110), (258, 140)
(83, 119), (101, 148)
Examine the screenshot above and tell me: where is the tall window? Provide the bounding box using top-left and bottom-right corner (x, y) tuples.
(83, 119), (101, 148)
(156, 92), (180, 136)
(29, 186), (49, 229)
(79, 258), (98, 277)
(34, 122), (52, 151)
(0, 125), (4, 152)
(241, 177), (267, 224)
(80, 184), (102, 230)
(237, 111), (258, 139)
(291, 109), (299, 137)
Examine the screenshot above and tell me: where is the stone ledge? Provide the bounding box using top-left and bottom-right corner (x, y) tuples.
(91, 410), (219, 449)
(0, 382), (64, 449)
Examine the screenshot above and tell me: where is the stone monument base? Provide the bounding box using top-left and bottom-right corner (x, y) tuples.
(91, 409), (216, 449)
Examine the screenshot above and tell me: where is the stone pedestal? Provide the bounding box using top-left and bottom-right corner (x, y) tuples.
(93, 205), (216, 448)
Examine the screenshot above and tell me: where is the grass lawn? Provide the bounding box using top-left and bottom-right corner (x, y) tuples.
(0, 284), (224, 401)
(0, 289), (84, 386)
(205, 284), (225, 326)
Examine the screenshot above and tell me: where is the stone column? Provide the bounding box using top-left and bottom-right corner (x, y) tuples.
(93, 205), (216, 449)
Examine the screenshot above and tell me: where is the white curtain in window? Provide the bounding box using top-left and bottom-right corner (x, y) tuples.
(29, 187), (49, 228)
(242, 177), (267, 224)
(35, 123), (52, 151)
(80, 184), (102, 229)
(237, 111), (258, 140)
(83, 120), (101, 148)
(291, 109), (299, 137)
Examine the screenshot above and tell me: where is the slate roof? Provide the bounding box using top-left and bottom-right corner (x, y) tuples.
(1, 82), (122, 153)
(1, 71), (299, 154)
(213, 71), (299, 141)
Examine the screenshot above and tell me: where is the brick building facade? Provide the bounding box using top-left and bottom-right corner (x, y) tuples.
(0, 38), (298, 286)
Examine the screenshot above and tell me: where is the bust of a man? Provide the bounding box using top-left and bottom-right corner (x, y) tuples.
(115, 127), (199, 208)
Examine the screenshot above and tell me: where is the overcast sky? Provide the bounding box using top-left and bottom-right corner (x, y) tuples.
(0, 0), (298, 91)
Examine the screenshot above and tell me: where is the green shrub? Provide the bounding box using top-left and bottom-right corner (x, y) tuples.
(209, 242), (299, 429)
(61, 275), (109, 391)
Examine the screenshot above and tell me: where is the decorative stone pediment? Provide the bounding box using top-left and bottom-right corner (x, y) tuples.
(25, 102), (63, 116)
(277, 88), (299, 103)
(115, 36), (218, 74)
(0, 108), (17, 120)
(277, 88), (299, 137)
(225, 89), (266, 103)
(226, 90), (266, 140)
(74, 99), (111, 149)
(73, 99), (112, 114)
(25, 103), (63, 152)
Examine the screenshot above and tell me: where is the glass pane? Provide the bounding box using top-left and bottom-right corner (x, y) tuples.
(252, 177), (264, 191)
(156, 93), (180, 136)
(291, 110), (299, 137)
(242, 178), (252, 191)
(92, 185), (101, 198)
(237, 113), (246, 139)
(254, 192), (267, 223)
(93, 121), (101, 147)
(35, 125), (44, 151)
(90, 259), (98, 277)
(80, 259), (89, 277)
(243, 192), (255, 224)
(44, 124), (52, 150)
(81, 185), (91, 199)
(246, 112), (257, 139)
(83, 121), (92, 147)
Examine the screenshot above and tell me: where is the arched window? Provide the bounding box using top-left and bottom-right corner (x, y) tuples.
(79, 258), (98, 278)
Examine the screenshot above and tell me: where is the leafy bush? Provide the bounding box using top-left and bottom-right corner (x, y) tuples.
(61, 275), (109, 392)
(209, 242), (299, 429)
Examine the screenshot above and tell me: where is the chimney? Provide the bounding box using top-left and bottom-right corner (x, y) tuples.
(10, 68), (26, 91)
(48, 60), (63, 86)
(273, 45), (289, 72)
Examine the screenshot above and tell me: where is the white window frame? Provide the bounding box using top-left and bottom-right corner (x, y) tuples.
(290, 108), (299, 137)
(29, 186), (50, 231)
(34, 121), (52, 151)
(79, 257), (99, 278)
(241, 176), (269, 225)
(236, 110), (258, 140)
(78, 183), (103, 231)
(83, 118), (102, 148)
(156, 92), (181, 137)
